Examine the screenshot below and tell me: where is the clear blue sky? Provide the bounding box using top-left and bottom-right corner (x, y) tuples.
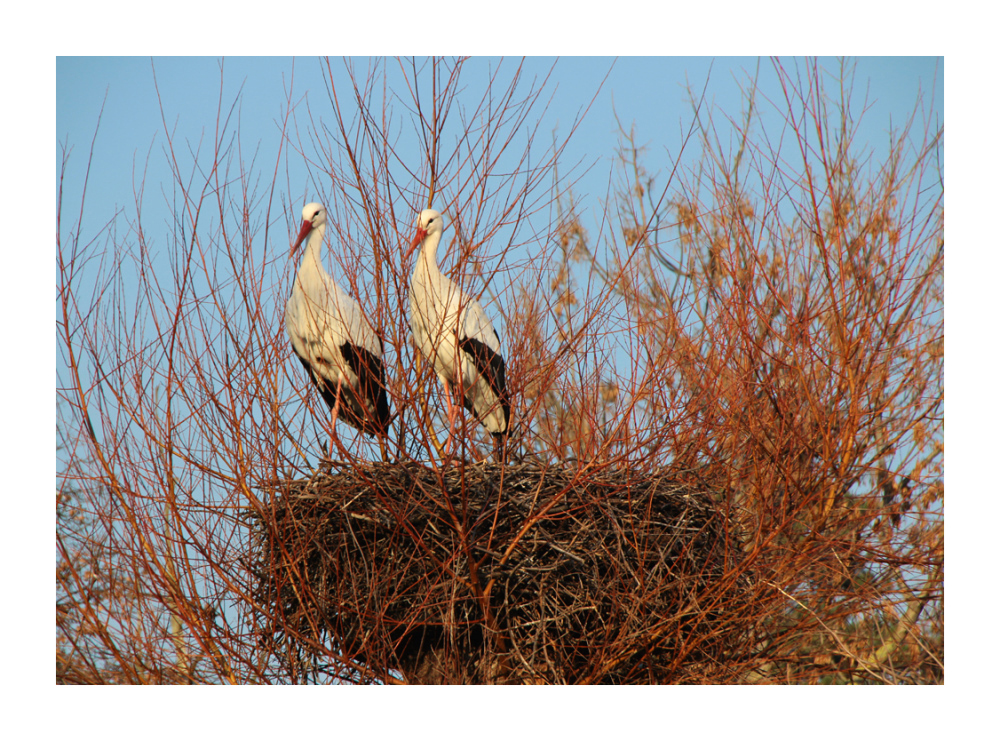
(55, 56), (944, 455)
(57, 57), (941, 253)
(55, 56), (944, 463)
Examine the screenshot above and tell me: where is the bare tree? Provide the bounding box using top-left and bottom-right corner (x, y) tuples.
(574, 57), (943, 682)
(57, 56), (942, 683)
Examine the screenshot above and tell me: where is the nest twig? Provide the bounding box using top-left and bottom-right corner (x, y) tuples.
(249, 460), (756, 683)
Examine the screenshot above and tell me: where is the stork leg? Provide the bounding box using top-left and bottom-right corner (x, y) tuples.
(328, 378), (343, 460)
(442, 387), (459, 459)
(493, 433), (506, 463)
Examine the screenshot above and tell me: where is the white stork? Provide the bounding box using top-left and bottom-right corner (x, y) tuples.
(407, 208), (510, 460)
(285, 203), (391, 451)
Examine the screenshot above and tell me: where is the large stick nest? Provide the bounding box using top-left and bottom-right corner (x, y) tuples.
(250, 460), (756, 683)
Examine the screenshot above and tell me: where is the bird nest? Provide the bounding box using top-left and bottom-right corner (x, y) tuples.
(249, 460), (756, 684)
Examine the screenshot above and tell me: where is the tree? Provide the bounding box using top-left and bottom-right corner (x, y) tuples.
(56, 56), (942, 683)
(583, 58), (943, 682)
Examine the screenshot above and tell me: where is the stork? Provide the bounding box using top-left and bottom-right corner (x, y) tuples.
(406, 208), (510, 461)
(285, 202), (391, 455)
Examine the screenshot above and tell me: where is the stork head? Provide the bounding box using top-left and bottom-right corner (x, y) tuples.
(408, 208), (443, 259)
(292, 202), (327, 254)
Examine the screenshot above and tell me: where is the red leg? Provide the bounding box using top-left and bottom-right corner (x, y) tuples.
(329, 379), (343, 459)
(442, 387), (457, 458)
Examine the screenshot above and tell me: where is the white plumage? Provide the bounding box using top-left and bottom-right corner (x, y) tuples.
(285, 203), (390, 439)
(407, 208), (510, 458)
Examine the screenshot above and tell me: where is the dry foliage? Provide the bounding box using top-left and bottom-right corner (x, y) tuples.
(57, 57), (942, 684)
(251, 460), (751, 684)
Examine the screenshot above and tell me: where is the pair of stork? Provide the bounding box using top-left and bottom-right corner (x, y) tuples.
(284, 203), (510, 460)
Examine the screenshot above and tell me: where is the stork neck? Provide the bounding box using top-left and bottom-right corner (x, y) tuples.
(419, 230), (443, 274)
(299, 223), (328, 284)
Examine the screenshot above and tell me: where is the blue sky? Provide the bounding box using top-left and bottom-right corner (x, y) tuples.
(55, 56), (945, 469)
(57, 56), (941, 249)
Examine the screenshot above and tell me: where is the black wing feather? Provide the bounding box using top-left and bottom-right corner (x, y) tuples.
(292, 340), (390, 436)
(458, 333), (510, 432)
(339, 342), (391, 434)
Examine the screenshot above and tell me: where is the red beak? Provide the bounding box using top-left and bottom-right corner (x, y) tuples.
(408, 226), (428, 259)
(291, 220), (312, 255)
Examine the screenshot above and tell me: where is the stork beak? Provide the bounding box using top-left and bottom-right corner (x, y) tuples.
(408, 226), (428, 259)
(291, 220), (312, 255)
